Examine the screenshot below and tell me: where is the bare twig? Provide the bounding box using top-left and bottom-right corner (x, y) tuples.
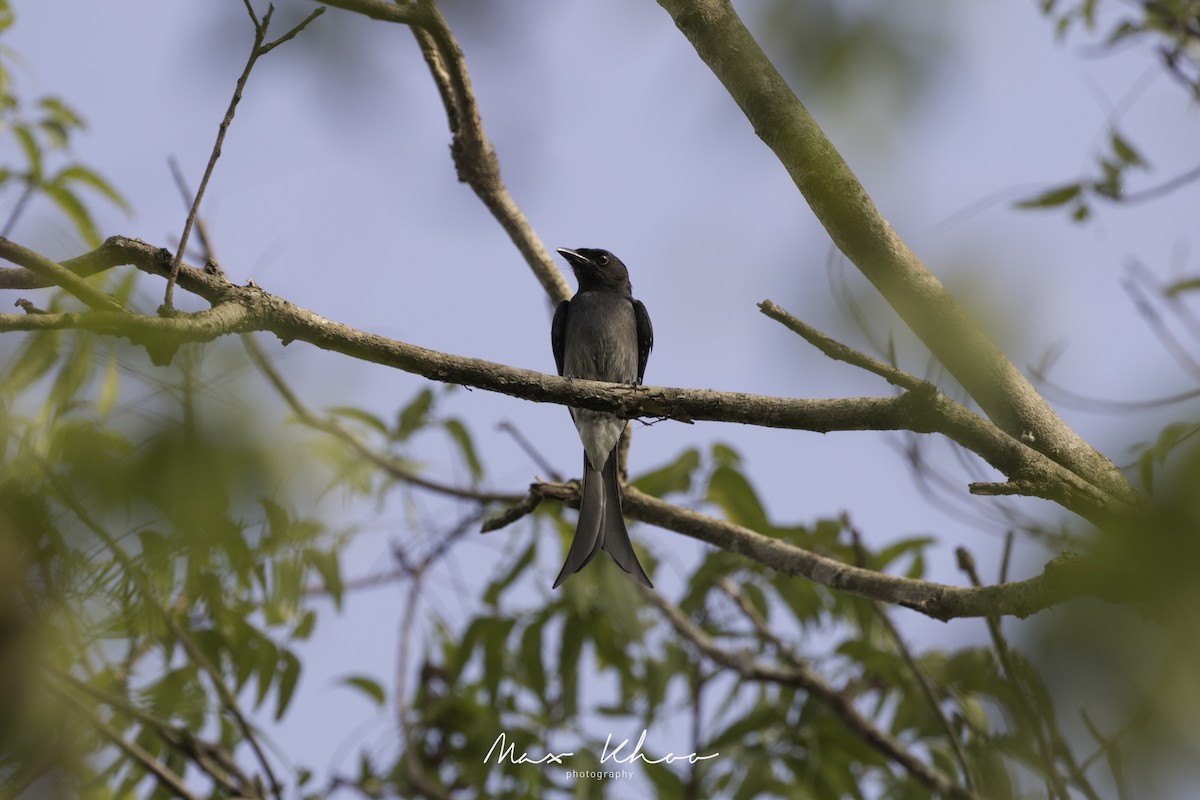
(497, 420), (562, 482)
(759, 299), (927, 392)
(164, 3), (323, 309)
(168, 156), (218, 262)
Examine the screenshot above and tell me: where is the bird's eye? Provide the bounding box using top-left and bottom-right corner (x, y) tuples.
(597, 254), (610, 266)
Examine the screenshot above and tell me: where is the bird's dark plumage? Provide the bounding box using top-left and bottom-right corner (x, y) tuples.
(551, 247), (653, 588)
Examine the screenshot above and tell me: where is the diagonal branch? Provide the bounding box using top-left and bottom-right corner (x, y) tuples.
(164, 3), (322, 309)
(0, 236), (125, 312)
(321, 0), (571, 303)
(624, 485), (1114, 620)
(0, 236), (1141, 526)
(655, 0), (1139, 510)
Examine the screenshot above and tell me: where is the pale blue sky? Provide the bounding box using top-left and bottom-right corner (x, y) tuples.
(7, 1), (1199, 794)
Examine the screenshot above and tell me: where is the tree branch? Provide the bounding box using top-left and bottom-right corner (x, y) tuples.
(655, 0), (1140, 510)
(623, 485), (1113, 620)
(0, 236), (125, 312)
(165, 3), (322, 309)
(0, 236), (1140, 526)
(322, 0), (571, 303)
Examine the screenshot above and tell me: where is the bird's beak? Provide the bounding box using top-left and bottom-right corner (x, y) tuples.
(556, 248), (591, 270)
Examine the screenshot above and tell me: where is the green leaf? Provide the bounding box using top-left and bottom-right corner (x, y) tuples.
(45, 183), (100, 246)
(339, 674), (387, 707)
(632, 447), (700, 497)
(51, 163), (132, 213)
(328, 406), (389, 435)
(48, 335), (95, 413)
(1165, 277), (1200, 297)
(97, 349), (120, 417)
(706, 464), (769, 531)
(482, 541), (535, 606)
(1015, 183), (1081, 209)
(518, 619), (546, 697)
(306, 548), (343, 608)
(13, 123), (41, 181)
(275, 650), (301, 720)
(5, 328), (60, 392)
(1110, 131), (1146, 167)
(38, 96), (86, 131)
(395, 387), (434, 441)
(443, 417), (483, 481)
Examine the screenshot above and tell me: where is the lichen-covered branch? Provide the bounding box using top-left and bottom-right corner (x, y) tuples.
(655, 0), (1141, 511)
(0, 235), (1140, 526)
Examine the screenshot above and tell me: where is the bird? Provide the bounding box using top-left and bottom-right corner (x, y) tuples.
(551, 247), (653, 588)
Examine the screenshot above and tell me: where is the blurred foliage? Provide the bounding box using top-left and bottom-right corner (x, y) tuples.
(750, 0), (955, 151)
(4, 3), (1200, 800)
(0, 323), (346, 796)
(1021, 0), (1200, 219)
(0, 0), (128, 247)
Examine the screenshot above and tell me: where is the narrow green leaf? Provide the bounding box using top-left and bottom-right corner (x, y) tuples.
(443, 417), (483, 481)
(518, 620), (546, 697)
(1110, 132), (1145, 167)
(395, 387), (434, 441)
(52, 163), (132, 213)
(306, 549), (342, 608)
(45, 183), (100, 246)
(48, 335), (95, 414)
(338, 674), (387, 707)
(631, 447), (700, 497)
(706, 464), (769, 531)
(38, 96), (86, 131)
(275, 650), (301, 720)
(1165, 277), (1200, 296)
(97, 349), (120, 417)
(13, 123), (41, 181)
(482, 541), (535, 606)
(328, 406), (389, 435)
(1015, 183), (1081, 209)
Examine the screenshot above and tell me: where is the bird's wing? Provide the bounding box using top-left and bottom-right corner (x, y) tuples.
(551, 299), (570, 376)
(633, 299), (653, 385)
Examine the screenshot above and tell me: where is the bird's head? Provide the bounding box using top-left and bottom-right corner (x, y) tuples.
(557, 247), (632, 294)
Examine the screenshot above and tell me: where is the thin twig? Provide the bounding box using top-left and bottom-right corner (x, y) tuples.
(50, 684), (203, 800)
(497, 420), (562, 481)
(845, 521), (977, 793)
(243, 333), (521, 504)
(168, 156), (218, 262)
(642, 584), (982, 800)
(759, 299), (928, 392)
(322, 0), (570, 303)
(164, 3), (323, 309)
(957, 547), (1076, 800)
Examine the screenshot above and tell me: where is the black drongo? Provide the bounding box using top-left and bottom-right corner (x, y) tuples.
(551, 247), (653, 588)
